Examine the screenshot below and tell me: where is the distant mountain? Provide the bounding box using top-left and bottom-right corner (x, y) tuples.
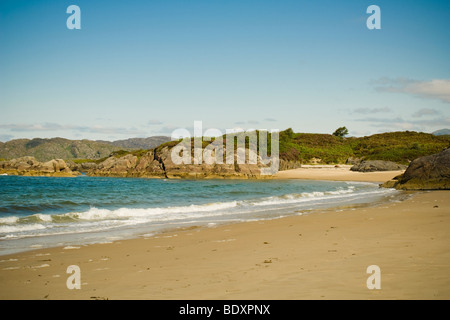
(432, 129), (450, 136)
(98, 136), (171, 150)
(0, 136), (170, 162)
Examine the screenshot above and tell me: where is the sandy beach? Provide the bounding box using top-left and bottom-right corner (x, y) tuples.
(274, 165), (405, 182)
(0, 169), (449, 300)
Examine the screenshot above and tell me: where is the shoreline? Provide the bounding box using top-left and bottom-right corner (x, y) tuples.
(0, 169), (397, 257)
(273, 166), (405, 183)
(1, 168), (448, 300)
(1, 187), (449, 299)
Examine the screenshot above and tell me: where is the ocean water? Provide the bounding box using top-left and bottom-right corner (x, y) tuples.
(0, 175), (399, 255)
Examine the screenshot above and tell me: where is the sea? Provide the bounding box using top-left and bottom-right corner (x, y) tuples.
(0, 175), (401, 255)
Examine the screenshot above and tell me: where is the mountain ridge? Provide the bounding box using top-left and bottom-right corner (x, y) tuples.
(0, 136), (171, 162)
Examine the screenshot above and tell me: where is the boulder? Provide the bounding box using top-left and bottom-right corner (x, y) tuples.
(89, 151), (165, 178)
(0, 157), (79, 177)
(392, 148), (450, 190)
(351, 160), (407, 172)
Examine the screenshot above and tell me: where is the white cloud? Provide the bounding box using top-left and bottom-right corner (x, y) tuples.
(374, 78), (450, 103)
(354, 115), (450, 133)
(412, 108), (440, 118)
(147, 120), (163, 125)
(0, 123), (147, 136)
(352, 107), (391, 114)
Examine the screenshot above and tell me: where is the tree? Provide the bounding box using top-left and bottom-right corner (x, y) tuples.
(333, 126), (349, 138)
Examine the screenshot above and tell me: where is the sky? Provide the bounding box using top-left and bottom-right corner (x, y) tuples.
(0, 0), (449, 141)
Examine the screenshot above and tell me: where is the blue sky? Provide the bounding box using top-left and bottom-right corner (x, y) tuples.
(1, 0), (449, 141)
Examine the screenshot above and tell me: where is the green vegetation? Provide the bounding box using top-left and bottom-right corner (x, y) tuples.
(2, 130), (448, 166)
(0, 138), (125, 162)
(0, 137), (171, 162)
(278, 129), (449, 164)
(72, 159), (96, 164)
(126, 129), (449, 165)
(279, 130), (353, 164)
(332, 126), (349, 138)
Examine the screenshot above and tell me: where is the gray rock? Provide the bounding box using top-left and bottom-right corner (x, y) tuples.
(395, 148), (450, 190)
(351, 160), (407, 172)
(346, 157), (362, 165)
(0, 157), (79, 176)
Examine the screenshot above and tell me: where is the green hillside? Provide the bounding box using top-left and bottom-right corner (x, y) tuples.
(0, 138), (125, 162)
(151, 129), (449, 165)
(1, 131), (448, 165)
(279, 129), (450, 164)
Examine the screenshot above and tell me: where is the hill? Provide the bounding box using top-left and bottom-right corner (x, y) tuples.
(98, 136), (171, 149)
(1, 131), (448, 165)
(0, 138), (126, 162)
(0, 136), (172, 162)
(432, 129), (450, 136)
(279, 129), (450, 164)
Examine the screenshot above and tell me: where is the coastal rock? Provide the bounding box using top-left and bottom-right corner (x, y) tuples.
(0, 157), (79, 177)
(132, 150), (165, 177)
(350, 160), (407, 172)
(87, 144), (273, 179)
(89, 151), (165, 178)
(89, 154), (138, 177)
(0, 156), (39, 171)
(279, 159), (302, 171)
(66, 161), (98, 172)
(390, 148), (450, 190)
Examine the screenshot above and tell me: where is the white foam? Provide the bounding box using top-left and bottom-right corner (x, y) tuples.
(0, 223), (46, 233)
(0, 184), (398, 253)
(32, 214), (53, 222)
(64, 201), (239, 221)
(0, 216), (19, 224)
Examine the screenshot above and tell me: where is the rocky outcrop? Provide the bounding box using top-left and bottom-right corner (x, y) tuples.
(87, 146), (273, 179)
(351, 160), (407, 172)
(66, 161), (98, 172)
(89, 150), (165, 178)
(279, 159), (302, 171)
(381, 148), (450, 190)
(0, 157), (80, 177)
(346, 157), (362, 165)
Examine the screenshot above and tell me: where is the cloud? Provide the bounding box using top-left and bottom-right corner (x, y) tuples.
(264, 118), (277, 122)
(0, 123), (147, 136)
(374, 78), (450, 103)
(354, 115), (450, 132)
(354, 117), (405, 123)
(234, 120), (260, 125)
(411, 108), (440, 118)
(352, 107), (391, 115)
(147, 120), (163, 125)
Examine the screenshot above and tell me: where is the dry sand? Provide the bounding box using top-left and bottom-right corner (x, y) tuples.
(274, 165), (404, 182)
(0, 168), (449, 300)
